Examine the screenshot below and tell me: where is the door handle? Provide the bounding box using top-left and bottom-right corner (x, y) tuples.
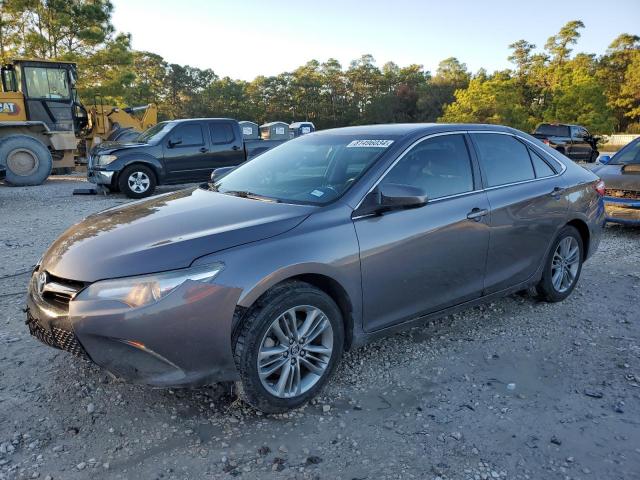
(466, 208), (489, 221)
(199, 147), (207, 153)
(231, 145), (240, 151)
(549, 187), (565, 198)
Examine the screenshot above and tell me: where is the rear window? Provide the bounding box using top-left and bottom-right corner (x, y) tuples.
(535, 124), (570, 137)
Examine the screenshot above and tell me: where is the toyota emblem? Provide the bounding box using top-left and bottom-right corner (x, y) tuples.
(37, 271), (47, 295)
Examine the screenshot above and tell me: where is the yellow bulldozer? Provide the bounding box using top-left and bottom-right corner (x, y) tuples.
(0, 58), (156, 185)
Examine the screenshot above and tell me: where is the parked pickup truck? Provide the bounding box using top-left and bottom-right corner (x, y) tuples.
(532, 123), (599, 163)
(88, 118), (287, 198)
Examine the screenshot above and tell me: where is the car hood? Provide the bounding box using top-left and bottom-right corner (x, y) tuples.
(92, 141), (149, 155)
(593, 164), (640, 192)
(40, 188), (315, 282)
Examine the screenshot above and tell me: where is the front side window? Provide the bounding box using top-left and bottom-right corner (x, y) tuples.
(169, 124), (204, 147)
(213, 134), (396, 205)
(472, 134), (535, 187)
(611, 139), (640, 165)
(381, 134), (474, 199)
(24, 67), (70, 99)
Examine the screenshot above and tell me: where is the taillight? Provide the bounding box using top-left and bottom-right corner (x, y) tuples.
(594, 180), (605, 196)
(543, 139), (550, 145)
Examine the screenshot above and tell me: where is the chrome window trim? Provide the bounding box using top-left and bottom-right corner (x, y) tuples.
(352, 129), (567, 214)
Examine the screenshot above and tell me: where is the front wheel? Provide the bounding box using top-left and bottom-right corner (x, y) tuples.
(118, 164), (156, 198)
(535, 225), (583, 302)
(233, 281), (344, 413)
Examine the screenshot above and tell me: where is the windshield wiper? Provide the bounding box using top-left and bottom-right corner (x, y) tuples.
(222, 190), (280, 202)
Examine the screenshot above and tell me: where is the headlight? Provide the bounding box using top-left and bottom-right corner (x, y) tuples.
(75, 263), (224, 308)
(96, 154), (117, 166)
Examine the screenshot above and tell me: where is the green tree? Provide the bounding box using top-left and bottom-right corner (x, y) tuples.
(440, 71), (532, 130)
(417, 57), (469, 121)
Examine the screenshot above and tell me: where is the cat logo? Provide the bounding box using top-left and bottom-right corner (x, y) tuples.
(0, 102), (20, 115)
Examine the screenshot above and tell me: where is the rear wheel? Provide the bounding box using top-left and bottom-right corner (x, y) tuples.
(0, 134), (53, 186)
(233, 281), (344, 413)
(535, 225), (583, 302)
(118, 164), (156, 198)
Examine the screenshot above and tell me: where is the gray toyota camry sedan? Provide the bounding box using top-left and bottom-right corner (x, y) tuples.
(26, 124), (605, 412)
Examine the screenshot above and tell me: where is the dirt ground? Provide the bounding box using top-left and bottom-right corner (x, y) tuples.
(1, 176), (639, 480)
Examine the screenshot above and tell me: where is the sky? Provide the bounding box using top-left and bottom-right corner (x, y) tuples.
(111, 0), (640, 81)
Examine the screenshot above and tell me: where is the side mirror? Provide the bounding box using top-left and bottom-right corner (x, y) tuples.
(354, 183), (427, 217)
(599, 155), (611, 165)
(168, 138), (182, 148)
(211, 166), (235, 182)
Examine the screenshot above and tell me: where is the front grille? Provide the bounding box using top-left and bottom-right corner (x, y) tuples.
(26, 311), (88, 358)
(605, 189), (640, 200)
(38, 272), (85, 311)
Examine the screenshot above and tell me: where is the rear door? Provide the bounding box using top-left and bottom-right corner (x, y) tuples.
(163, 122), (209, 181)
(355, 133), (490, 332)
(470, 132), (568, 294)
(205, 121), (244, 173)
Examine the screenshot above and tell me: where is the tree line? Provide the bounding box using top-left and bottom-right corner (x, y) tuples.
(1, 1), (638, 133)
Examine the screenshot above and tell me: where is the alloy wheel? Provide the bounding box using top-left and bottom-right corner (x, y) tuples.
(127, 171), (150, 193)
(257, 305), (333, 398)
(551, 236), (580, 293)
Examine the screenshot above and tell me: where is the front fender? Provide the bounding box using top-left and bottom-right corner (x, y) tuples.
(191, 205), (363, 336)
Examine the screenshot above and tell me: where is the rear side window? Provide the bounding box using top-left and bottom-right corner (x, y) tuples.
(382, 134), (474, 199)
(472, 133), (534, 187)
(169, 124), (204, 147)
(529, 148), (556, 177)
(210, 123), (235, 144)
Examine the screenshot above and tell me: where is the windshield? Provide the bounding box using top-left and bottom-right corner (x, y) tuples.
(535, 124), (570, 137)
(213, 134), (397, 205)
(23, 66), (70, 99)
(136, 122), (173, 143)
(610, 139), (640, 165)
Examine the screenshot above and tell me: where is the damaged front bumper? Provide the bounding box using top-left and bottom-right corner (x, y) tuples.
(604, 196), (640, 225)
(26, 270), (242, 387)
(87, 169), (115, 185)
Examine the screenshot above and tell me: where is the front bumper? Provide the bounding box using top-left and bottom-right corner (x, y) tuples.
(87, 169), (115, 185)
(604, 196), (640, 225)
(26, 270), (242, 387)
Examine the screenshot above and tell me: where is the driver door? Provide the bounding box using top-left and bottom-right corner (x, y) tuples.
(354, 133), (490, 332)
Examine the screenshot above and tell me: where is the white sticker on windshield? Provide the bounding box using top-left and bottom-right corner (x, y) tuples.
(310, 190), (324, 197)
(346, 139), (394, 148)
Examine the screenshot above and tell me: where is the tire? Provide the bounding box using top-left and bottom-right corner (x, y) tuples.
(233, 281), (345, 413)
(535, 225), (584, 302)
(118, 164), (156, 198)
(0, 134), (53, 186)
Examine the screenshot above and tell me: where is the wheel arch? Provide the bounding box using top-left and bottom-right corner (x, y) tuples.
(116, 157), (162, 184)
(566, 218), (590, 260)
(237, 271), (355, 351)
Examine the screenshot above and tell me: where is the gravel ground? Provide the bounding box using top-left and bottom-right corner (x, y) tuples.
(1, 175), (639, 480)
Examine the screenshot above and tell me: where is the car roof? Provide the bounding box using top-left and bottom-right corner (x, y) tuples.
(315, 123), (518, 137)
(168, 118), (237, 124)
